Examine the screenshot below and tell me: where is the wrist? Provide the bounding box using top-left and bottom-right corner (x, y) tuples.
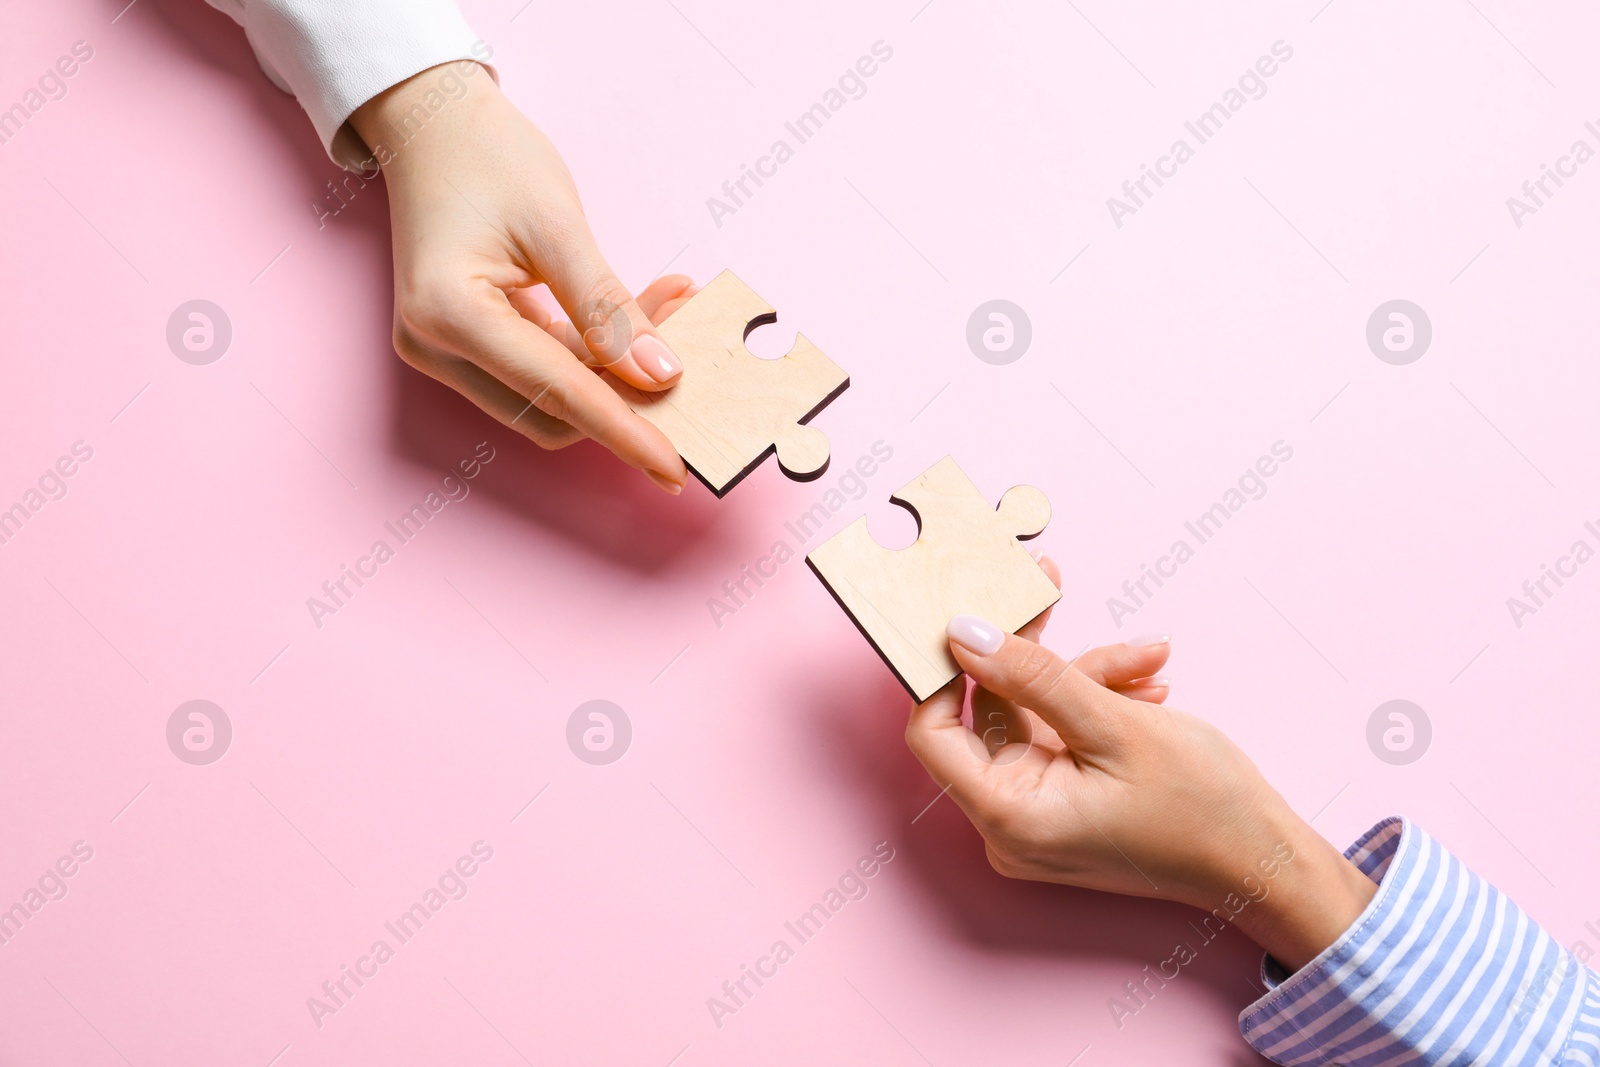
(1218, 815), (1376, 973)
(348, 60), (498, 175)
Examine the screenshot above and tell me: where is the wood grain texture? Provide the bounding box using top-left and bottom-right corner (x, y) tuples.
(806, 456), (1061, 702)
(620, 270), (849, 497)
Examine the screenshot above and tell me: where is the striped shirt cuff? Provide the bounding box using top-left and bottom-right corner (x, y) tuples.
(1239, 817), (1600, 1065)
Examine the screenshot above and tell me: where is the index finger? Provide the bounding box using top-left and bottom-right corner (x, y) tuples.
(948, 627), (1125, 757)
(465, 301), (689, 490)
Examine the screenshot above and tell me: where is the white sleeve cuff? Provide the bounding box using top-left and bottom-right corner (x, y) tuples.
(206, 0), (494, 170)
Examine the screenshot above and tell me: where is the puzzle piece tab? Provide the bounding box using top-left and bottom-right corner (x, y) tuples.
(622, 270), (849, 497)
(806, 456), (1061, 702)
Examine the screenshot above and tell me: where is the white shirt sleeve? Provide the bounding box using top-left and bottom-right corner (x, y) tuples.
(202, 0), (493, 170)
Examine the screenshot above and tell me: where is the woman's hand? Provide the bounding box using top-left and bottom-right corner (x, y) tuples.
(906, 560), (1377, 971)
(350, 63), (691, 494)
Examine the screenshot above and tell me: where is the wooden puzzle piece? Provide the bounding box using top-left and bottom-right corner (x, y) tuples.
(620, 270), (849, 497)
(805, 456), (1061, 702)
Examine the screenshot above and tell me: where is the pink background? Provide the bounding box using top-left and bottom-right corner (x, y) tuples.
(3, 0), (1598, 1063)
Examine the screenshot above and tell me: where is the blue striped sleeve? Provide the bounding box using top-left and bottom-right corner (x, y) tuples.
(1238, 817), (1600, 1065)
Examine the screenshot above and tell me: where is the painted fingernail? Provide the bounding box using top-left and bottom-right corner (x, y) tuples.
(630, 334), (681, 383)
(947, 614), (1004, 656)
(645, 469), (684, 495)
(1130, 674), (1170, 688)
(1128, 633), (1170, 646)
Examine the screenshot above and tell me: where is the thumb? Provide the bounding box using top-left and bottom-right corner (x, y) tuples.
(538, 224), (684, 392)
(945, 614), (1124, 755)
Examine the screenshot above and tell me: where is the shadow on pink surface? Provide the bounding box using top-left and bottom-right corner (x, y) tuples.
(129, 0), (331, 177)
(390, 363), (733, 573)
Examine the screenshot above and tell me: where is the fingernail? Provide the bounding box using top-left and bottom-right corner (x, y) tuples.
(1128, 633), (1170, 646)
(947, 614), (1004, 656)
(630, 334), (681, 383)
(1130, 674), (1170, 688)
(645, 469), (683, 495)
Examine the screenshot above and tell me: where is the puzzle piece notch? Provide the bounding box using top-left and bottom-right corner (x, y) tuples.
(806, 456), (1062, 702)
(884, 460), (1052, 557)
(891, 476), (1051, 544)
(623, 270), (849, 497)
(996, 485), (1051, 540)
(773, 409), (832, 482)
